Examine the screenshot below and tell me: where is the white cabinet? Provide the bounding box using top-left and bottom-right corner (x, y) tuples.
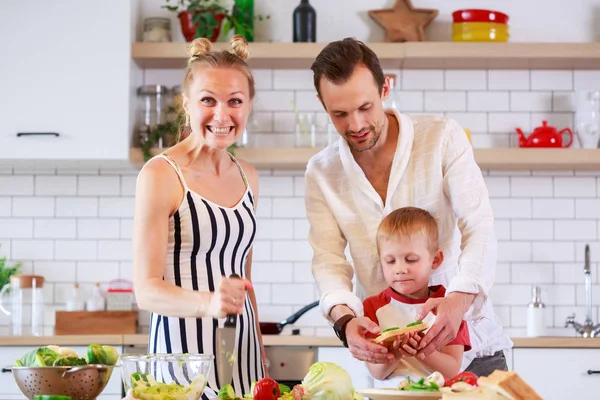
(513, 348), (600, 400)
(317, 347), (374, 391)
(0, 0), (136, 161)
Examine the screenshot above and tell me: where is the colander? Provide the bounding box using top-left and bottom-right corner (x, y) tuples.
(10, 364), (114, 400)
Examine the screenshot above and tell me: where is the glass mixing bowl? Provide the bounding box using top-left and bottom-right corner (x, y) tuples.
(120, 354), (214, 400)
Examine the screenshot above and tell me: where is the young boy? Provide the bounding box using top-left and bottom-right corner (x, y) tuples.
(363, 207), (471, 387)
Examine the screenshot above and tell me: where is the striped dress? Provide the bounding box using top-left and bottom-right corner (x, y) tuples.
(146, 153), (264, 399)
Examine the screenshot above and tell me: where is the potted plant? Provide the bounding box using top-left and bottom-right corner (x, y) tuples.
(227, 0), (270, 42)
(0, 244), (21, 293)
(163, 0), (269, 42)
(163, 0), (226, 42)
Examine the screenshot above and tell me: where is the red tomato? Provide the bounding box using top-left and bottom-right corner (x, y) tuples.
(253, 378), (280, 400)
(444, 371), (478, 387)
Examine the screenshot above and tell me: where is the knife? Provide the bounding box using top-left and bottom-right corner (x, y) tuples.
(216, 273), (239, 387)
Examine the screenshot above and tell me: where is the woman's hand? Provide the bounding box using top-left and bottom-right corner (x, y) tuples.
(207, 276), (253, 319)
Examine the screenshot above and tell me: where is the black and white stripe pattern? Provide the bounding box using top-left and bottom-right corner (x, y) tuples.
(147, 155), (263, 399)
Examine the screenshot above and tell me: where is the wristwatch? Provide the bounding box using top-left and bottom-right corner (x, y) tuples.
(333, 314), (355, 348)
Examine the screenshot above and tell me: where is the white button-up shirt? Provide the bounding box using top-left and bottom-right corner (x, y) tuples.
(305, 110), (513, 369)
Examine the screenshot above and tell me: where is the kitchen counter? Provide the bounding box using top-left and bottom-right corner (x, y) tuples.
(2, 335), (600, 348)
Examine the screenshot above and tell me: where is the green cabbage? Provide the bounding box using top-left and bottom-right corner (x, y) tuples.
(102, 345), (119, 365)
(47, 345), (79, 358)
(52, 357), (87, 366)
(87, 344), (107, 364)
(14, 347), (58, 367)
(301, 362), (364, 400)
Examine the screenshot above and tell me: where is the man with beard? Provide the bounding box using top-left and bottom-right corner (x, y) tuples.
(304, 37), (512, 378)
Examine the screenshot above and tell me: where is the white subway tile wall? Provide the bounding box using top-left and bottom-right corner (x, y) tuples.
(0, 68), (598, 337)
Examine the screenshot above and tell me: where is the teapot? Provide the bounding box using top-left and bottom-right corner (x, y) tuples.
(515, 120), (573, 148)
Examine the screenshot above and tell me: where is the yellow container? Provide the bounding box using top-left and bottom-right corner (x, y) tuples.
(452, 22), (509, 42)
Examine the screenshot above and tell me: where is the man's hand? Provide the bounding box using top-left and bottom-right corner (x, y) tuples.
(414, 292), (475, 359)
(346, 317), (396, 364)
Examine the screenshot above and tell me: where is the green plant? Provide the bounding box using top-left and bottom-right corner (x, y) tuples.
(0, 245), (21, 293)
(141, 105), (182, 162)
(226, 0), (270, 42)
(163, 0), (269, 41)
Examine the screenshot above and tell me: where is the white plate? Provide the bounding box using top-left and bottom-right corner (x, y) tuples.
(358, 388), (443, 400)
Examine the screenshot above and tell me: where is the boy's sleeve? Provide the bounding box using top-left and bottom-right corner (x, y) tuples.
(363, 298), (380, 339)
(447, 320), (471, 351)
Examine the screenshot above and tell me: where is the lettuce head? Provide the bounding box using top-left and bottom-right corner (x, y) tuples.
(301, 362), (364, 400)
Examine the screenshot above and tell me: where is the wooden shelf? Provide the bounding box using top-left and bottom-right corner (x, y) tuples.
(129, 147), (600, 171)
(132, 42), (600, 70)
(132, 42), (402, 69)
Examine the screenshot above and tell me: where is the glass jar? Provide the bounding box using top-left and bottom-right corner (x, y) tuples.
(143, 17), (171, 42)
(295, 112), (317, 147)
(575, 89), (600, 148)
(0, 274), (45, 336)
(137, 85), (169, 146)
(383, 73), (400, 110)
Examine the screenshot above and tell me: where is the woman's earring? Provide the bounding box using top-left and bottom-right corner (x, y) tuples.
(185, 114), (190, 127)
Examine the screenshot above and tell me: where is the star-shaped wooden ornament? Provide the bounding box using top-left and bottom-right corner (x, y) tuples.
(368, 0), (438, 42)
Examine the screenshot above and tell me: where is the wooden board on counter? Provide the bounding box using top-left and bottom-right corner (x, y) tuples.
(55, 311), (138, 335)
(3, 335), (599, 348)
(130, 147), (600, 171)
(0, 335), (124, 346)
(511, 337), (600, 348)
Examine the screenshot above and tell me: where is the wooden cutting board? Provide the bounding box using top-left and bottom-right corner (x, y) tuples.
(55, 310), (138, 335)
(357, 388), (442, 400)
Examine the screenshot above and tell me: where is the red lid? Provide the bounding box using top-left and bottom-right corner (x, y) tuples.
(107, 279), (133, 293)
(452, 9), (509, 24)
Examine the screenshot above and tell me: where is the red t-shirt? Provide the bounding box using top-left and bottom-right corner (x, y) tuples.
(363, 285), (471, 351)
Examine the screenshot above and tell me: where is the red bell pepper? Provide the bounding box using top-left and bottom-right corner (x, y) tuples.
(444, 371), (478, 387)
(253, 378), (280, 400)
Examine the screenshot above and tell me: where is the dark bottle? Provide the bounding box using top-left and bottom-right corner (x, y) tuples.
(293, 0), (316, 42)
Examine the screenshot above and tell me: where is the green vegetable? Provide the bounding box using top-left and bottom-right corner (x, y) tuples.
(14, 347), (58, 367)
(129, 372), (207, 400)
(279, 383), (291, 394)
(301, 361), (364, 400)
(382, 326), (400, 333)
(406, 320), (423, 327)
(218, 384), (236, 399)
(47, 346), (78, 358)
(52, 357), (87, 366)
(131, 372), (151, 389)
(34, 396), (72, 400)
(400, 376), (440, 392)
(87, 344), (107, 364)
(102, 345), (119, 365)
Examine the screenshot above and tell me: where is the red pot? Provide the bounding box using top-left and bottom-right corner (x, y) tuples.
(178, 10), (224, 42)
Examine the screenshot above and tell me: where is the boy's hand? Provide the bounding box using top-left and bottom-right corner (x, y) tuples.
(393, 332), (423, 358)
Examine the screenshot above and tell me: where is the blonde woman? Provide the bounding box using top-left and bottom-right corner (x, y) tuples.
(132, 35), (265, 399)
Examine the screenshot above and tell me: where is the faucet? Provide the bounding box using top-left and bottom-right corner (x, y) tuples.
(565, 244), (600, 337)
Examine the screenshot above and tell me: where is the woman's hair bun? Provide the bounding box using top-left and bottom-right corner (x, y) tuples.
(229, 34), (250, 61)
(187, 37), (212, 61)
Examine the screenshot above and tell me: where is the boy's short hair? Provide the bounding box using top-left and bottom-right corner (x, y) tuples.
(377, 207), (439, 253)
